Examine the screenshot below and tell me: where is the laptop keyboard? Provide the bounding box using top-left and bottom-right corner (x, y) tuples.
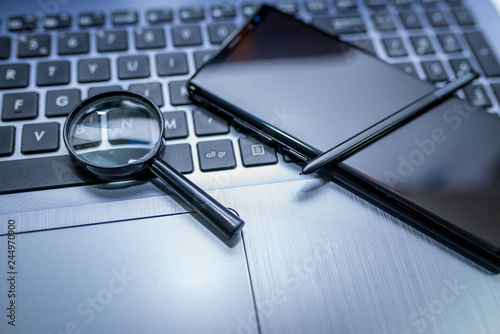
(1, 0), (500, 194)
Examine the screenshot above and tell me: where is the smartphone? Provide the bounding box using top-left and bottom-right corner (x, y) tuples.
(188, 5), (500, 271)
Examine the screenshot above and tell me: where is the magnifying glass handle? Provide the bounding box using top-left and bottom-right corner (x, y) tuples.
(149, 158), (245, 241)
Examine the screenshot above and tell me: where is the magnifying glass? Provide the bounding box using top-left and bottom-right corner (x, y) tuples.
(63, 90), (244, 241)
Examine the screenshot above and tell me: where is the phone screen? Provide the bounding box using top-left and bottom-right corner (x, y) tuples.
(189, 6), (435, 155)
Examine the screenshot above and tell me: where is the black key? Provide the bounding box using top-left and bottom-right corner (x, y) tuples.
(0, 37), (11, 59)
(400, 12), (423, 29)
(276, 1), (298, 14)
(0, 64), (30, 89)
(305, 0), (328, 13)
(393, 62), (419, 78)
(0, 126), (15, 157)
(157, 53), (189, 76)
(78, 12), (105, 27)
(491, 84), (500, 103)
(426, 10), (448, 27)
(179, 7), (205, 21)
(239, 137), (278, 167)
(21, 122), (59, 154)
(2, 92), (38, 121)
(58, 32), (89, 55)
(464, 32), (500, 77)
(452, 8), (475, 26)
(197, 139), (236, 171)
(193, 108), (229, 136)
(147, 9), (173, 24)
(334, 0), (357, 9)
(169, 81), (191, 106)
(211, 5), (236, 19)
(345, 38), (375, 55)
(410, 36), (435, 55)
(438, 33), (462, 53)
(37, 61), (70, 86)
(365, 0), (387, 6)
(208, 23), (236, 44)
(43, 13), (71, 29)
(242, 4), (259, 17)
(464, 85), (492, 108)
(118, 55), (150, 79)
(135, 27), (166, 49)
(162, 111), (189, 139)
(46, 89), (81, 117)
(449, 58), (473, 77)
(112, 10), (138, 25)
(78, 58), (110, 83)
(88, 85), (122, 97)
(382, 37), (408, 57)
(372, 13), (396, 31)
(18, 34), (51, 58)
(160, 143), (194, 174)
(172, 26), (202, 47)
(194, 50), (215, 70)
(422, 60), (449, 82)
(97, 30), (128, 52)
(8, 15), (37, 31)
(129, 82), (164, 107)
(313, 16), (366, 35)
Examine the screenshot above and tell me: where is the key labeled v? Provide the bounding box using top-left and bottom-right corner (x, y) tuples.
(34, 130), (45, 141)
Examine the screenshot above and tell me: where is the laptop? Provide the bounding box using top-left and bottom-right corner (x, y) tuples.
(1, 0), (500, 333)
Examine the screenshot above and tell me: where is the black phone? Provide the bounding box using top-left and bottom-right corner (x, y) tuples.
(188, 5), (500, 271)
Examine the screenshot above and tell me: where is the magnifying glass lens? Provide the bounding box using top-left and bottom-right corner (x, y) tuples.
(67, 95), (161, 167)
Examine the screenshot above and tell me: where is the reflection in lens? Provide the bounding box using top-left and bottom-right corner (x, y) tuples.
(67, 95), (161, 167)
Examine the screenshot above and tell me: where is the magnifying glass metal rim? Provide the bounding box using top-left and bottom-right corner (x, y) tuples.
(63, 90), (165, 181)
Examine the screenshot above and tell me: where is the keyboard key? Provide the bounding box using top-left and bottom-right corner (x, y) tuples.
(43, 13), (71, 29)
(410, 36), (435, 55)
(449, 58), (473, 77)
(208, 23), (236, 44)
(88, 85), (122, 97)
(129, 82), (164, 107)
(334, 0), (357, 9)
(400, 12), (423, 29)
(157, 52), (189, 76)
(78, 58), (110, 83)
(422, 60), (449, 82)
(211, 5), (236, 19)
(162, 111), (189, 139)
(393, 62), (419, 78)
(172, 26), (203, 47)
(97, 30), (128, 52)
(2, 92), (38, 121)
(464, 31), (500, 77)
(491, 84), (500, 103)
(0, 64), (29, 89)
(37, 61), (70, 86)
(161, 143), (194, 174)
(305, 0), (328, 13)
(197, 139), (236, 171)
(464, 85), (492, 108)
(0, 126), (15, 157)
(0, 37), (11, 59)
(179, 7), (205, 21)
(392, 0), (412, 5)
(18, 34), (51, 58)
(78, 12), (105, 27)
(193, 108), (229, 136)
(452, 8), (475, 26)
(420, 0), (437, 4)
(276, 1), (298, 14)
(382, 37), (408, 57)
(313, 16), (366, 35)
(194, 50), (215, 70)
(372, 13), (396, 31)
(169, 80), (191, 106)
(46, 89), (81, 117)
(426, 10), (448, 27)
(239, 137), (278, 167)
(112, 10), (138, 25)
(365, 0), (387, 6)
(346, 38), (375, 54)
(437, 33), (462, 53)
(21, 122), (59, 154)
(8, 15), (37, 31)
(134, 27), (166, 49)
(147, 9), (173, 24)
(118, 55), (150, 79)
(242, 4), (259, 17)
(58, 32), (89, 55)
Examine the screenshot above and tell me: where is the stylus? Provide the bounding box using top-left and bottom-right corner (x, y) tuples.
(301, 71), (479, 175)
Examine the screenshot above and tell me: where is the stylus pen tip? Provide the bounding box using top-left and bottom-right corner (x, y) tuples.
(299, 171), (304, 175)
